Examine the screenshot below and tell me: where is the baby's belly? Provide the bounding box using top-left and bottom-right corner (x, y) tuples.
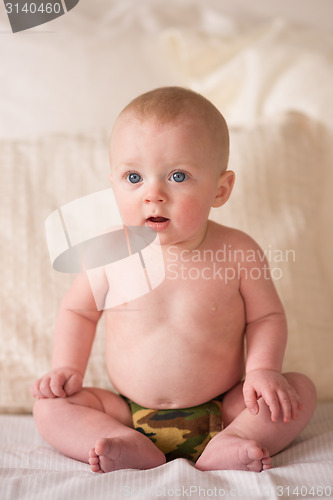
(105, 326), (244, 409)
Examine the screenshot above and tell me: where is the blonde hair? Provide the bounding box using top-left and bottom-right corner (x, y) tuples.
(117, 86), (230, 170)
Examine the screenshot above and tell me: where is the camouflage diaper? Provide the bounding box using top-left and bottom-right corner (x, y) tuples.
(125, 398), (223, 462)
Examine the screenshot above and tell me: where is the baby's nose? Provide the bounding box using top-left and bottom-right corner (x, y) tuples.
(144, 181), (167, 204)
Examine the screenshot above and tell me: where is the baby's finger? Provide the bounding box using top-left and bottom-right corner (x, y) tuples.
(288, 388), (302, 420)
(243, 385), (259, 416)
(277, 391), (292, 423)
(49, 373), (67, 398)
(63, 373), (82, 396)
(39, 376), (57, 398)
(30, 380), (43, 399)
(263, 392), (281, 422)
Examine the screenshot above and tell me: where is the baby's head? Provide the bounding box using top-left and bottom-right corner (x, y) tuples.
(109, 87), (234, 248)
(113, 86), (230, 174)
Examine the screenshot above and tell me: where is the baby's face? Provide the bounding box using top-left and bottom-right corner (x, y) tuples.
(110, 113), (226, 249)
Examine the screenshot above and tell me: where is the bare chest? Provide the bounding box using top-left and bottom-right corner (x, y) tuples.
(107, 255), (245, 343)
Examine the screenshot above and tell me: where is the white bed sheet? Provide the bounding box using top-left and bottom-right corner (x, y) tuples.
(0, 403), (332, 500)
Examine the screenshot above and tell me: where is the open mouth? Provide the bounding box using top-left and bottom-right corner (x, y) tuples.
(145, 216), (170, 231)
(147, 216), (169, 223)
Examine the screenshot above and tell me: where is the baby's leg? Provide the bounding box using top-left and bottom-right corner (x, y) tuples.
(33, 388), (165, 472)
(196, 373), (316, 472)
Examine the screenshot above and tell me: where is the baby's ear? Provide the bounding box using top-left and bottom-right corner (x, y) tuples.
(212, 170), (235, 208)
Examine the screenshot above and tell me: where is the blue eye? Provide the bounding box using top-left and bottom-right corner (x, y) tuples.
(171, 171), (187, 183)
(127, 172), (142, 184)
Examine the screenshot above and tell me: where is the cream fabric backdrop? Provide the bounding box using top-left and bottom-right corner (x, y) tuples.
(1, 0), (332, 411)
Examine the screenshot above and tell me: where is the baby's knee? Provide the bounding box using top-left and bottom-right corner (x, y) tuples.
(284, 372), (317, 409)
(32, 388), (106, 427)
(33, 396), (51, 416)
(33, 396), (62, 427)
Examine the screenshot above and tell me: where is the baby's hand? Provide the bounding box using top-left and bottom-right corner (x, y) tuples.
(243, 369), (302, 423)
(30, 367), (83, 399)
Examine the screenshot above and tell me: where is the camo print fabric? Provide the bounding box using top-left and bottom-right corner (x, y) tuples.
(125, 398), (223, 462)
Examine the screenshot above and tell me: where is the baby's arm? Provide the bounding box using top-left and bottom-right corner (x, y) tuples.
(31, 272), (103, 399)
(238, 236), (301, 423)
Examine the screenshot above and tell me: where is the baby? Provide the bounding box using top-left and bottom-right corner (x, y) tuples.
(31, 86), (316, 473)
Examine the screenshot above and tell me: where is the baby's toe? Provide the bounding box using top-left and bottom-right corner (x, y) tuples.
(90, 464), (103, 473)
(262, 450), (272, 470)
(250, 460), (266, 472)
(240, 442), (270, 472)
(88, 447), (103, 473)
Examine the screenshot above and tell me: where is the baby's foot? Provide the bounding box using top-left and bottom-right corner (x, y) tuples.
(196, 433), (271, 472)
(89, 434), (166, 473)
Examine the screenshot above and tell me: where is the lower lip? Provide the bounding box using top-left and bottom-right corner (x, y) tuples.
(145, 219), (170, 231)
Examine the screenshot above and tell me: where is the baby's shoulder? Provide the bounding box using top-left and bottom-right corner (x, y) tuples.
(208, 220), (263, 253)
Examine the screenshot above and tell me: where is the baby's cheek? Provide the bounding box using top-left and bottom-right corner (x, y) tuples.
(181, 199), (210, 226)
(116, 200), (137, 225)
